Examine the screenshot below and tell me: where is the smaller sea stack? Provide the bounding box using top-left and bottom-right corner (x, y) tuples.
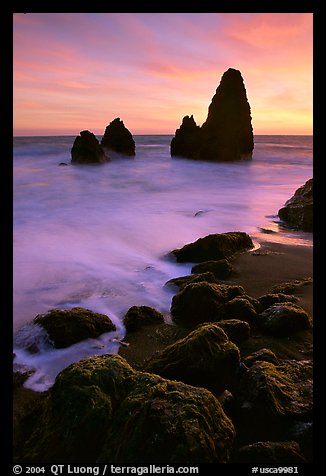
(101, 118), (136, 156)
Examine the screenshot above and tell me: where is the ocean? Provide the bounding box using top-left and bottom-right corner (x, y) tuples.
(13, 134), (313, 391)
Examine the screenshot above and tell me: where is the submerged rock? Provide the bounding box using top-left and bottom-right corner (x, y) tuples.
(123, 306), (165, 333)
(171, 231), (254, 263)
(21, 354), (235, 464)
(33, 307), (116, 348)
(278, 178), (313, 232)
(101, 118), (135, 156)
(146, 323), (240, 393)
(71, 130), (109, 164)
(171, 68), (254, 161)
(165, 271), (220, 290)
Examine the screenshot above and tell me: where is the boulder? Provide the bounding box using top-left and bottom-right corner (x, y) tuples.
(234, 441), (307, 464)
(257, 302), (312, 337)
(21, 354), (236, 464)
(170, 115), (201, 158)
(71, 130), (109, 164)
(278, 178), (313, 232)
(171, 281), (246, 326)
(146, 323), (240, 393)
(218, 296), (259, 323)
(235, 360), (313, 423)
(171, 231), (254, 263)
(243, 348), (279, 367)
(32, 307), (116, 348)
(165, 272), (220, 290)
(171, 68), (254, 161)
(216, 319), (250, 343)
(101, 118), (135, 156)
(191, 258), (234, 278)
(258, 293), (298, 311)
(123, 306), (164, 333)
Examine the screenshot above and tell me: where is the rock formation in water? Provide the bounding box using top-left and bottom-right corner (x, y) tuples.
(170, 115), (200, 158)
(101, 118), (136, 156)
(170, 68), (254, 161)
(71, 130), (109, 164)
(278, 178), (313, 232)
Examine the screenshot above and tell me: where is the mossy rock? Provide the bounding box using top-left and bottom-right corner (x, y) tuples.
(171, 281), (246, 326)
(257, 302), (312, 337)
(218, 296), (259, 323)
(171, 231), (254, 263)
(234, 441), (307, 463)
(243, 348), (279, 367)
(33, 307), (116, 348)
(258, 293), (298, 311)
(99, 373), (235, 464)
(271, 277), (312, 295)
(21, 354), (236, 464)
(216, 319), (250, 343)
(191, 258), (234, 278)
(165, 272), (220, 290)
(236, 360), (313, 421)
(146, 323), (240, 393)
(278, 178), (313, 232)
(123, 306), (164, 333)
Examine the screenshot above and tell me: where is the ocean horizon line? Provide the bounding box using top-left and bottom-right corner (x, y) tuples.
(13, 133), (313, 139)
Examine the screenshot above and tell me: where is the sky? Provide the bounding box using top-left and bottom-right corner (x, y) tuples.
(13, 12), (313, 136)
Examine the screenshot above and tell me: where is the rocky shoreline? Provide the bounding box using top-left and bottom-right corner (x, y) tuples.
(13, 236), (313, 464)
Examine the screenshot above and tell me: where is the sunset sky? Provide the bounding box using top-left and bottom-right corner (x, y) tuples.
(13, 12), (313, 136)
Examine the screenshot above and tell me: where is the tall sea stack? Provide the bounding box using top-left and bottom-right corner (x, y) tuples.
(171, 68), (254, 161)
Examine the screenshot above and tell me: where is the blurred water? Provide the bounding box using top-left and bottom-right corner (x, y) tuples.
(13, 134), (313, 390)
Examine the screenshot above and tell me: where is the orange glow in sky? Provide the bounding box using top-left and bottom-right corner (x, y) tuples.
(13, 13), (313, 136)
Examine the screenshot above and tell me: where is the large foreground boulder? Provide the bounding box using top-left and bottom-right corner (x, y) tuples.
(171, 231), (254, 263)
(32, 307), (116, 348)
(146, 323), (241, 393)
(171, 68), (254, 161)
(21, 354), (235, 464)
(278, 178), (313, 232)
(71, 130), (109, 164)
(101, 118), (135, 156)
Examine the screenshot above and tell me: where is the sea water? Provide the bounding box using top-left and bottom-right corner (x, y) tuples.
(13, 134), (313, 390)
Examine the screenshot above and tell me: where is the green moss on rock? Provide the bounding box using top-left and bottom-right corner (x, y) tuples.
(33, 307), (116, 348)
(171, 231), (254, 263)
(146, 323), (240, 393)
(171, 282), (246, 326)
(21, 354), (236, 464)
(258, 302), (312, 336)
(191, 258), (234, 278)
(123, 306), (164, 333)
